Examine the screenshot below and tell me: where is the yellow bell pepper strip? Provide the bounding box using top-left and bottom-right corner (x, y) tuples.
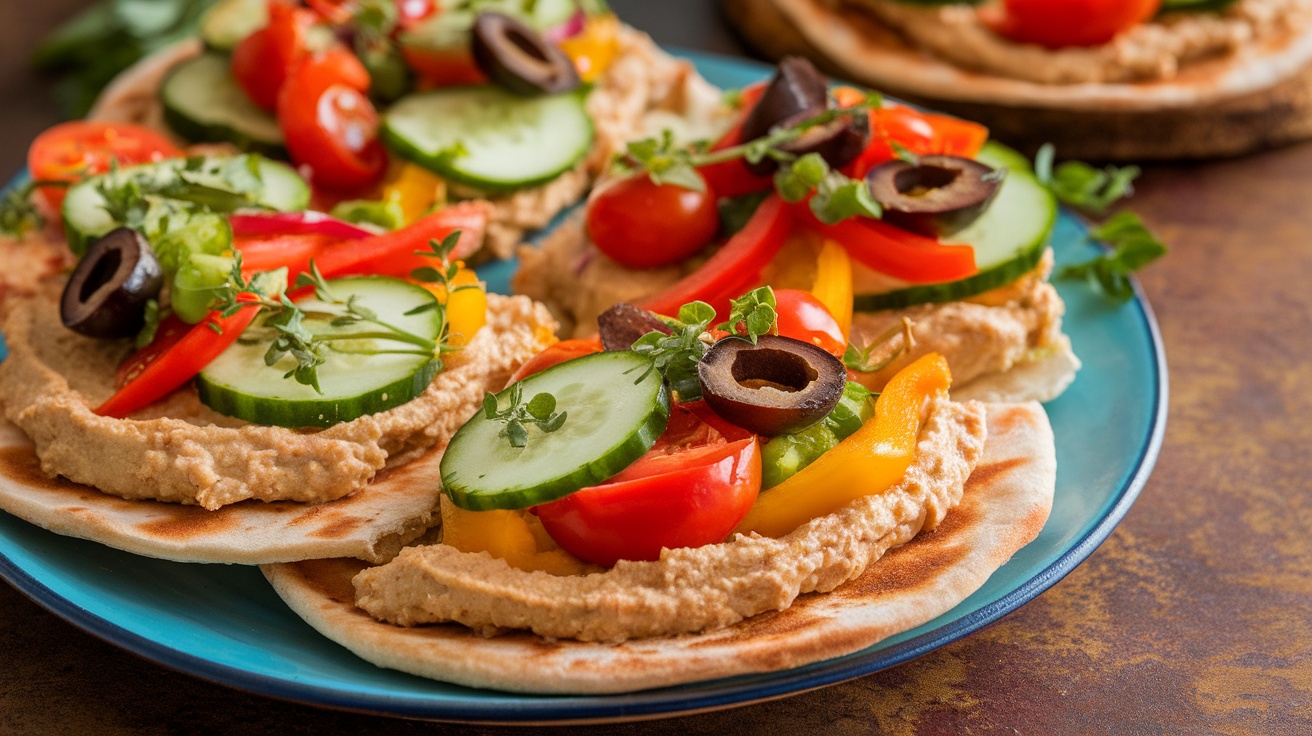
(382, 161), (447, 225)
(422, 265), (487, 347)
(440, 500), (592, 576)
(558, 13), (620, 82)
(734, 352), (952, 538)
(809, 238), (853, 340)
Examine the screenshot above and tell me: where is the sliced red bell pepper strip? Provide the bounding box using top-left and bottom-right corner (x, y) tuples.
(235, 233), (335, 277)
(798, 205), (977, 284)
(228, 211), (374, 240)
(96, 301), (262, 418)
(312, 200), (489, 279)
(845, 102), (990, 179)
(639, 194), (793, 321)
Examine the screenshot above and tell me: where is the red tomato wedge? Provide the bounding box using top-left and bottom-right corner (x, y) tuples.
(97, 303), (261, 418)
(984, 0), (1161, 48)
(231, 2), (315, 111)
(846, 103), (990, 179)
(535, 402), (761, 567)
(27, 121), (181, 213)
(278, 48), (387, 192)
(640, 194), (792, 321)
(773, 289), (846, 358)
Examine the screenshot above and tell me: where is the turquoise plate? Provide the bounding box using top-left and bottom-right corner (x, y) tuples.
(0, 52), (1166, 723)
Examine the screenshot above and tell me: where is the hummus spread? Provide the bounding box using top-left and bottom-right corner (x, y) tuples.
(844, 0), (1312, 84)
(0, 288), (556, 510)
(353, 396), (987, 642)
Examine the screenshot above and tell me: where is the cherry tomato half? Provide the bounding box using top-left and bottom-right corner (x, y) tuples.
(278, 48), (387, 192)
(231, 3), (315, 111)
(535, 403), (761, 567)
(773, 289), (846, 358)
(28, 121), (181, 212)
(985, 0), (1162, 48)
(585, 174), (721, 270)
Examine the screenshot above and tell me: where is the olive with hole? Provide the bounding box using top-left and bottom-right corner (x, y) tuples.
(746, 105), (871, 177)
(697, 334), (846, 437)
(865, 155), (1004, 238)
(470, 11), (580, 95)
(740, 56), (829, 144)
(60, 227), (164, 339)
(597, 302), (671, 351)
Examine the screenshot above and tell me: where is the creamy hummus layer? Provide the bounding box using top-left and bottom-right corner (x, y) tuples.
(0, 289), (556, 510)
(353, 396), (987, 642)
(843, 0), (1312, 84)
(847, 249), (1072, 396)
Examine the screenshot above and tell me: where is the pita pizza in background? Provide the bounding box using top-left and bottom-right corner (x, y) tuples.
(720, 0), (1312, 161)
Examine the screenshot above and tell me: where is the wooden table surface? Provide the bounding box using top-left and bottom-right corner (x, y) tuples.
(1, 2), (1309, 734)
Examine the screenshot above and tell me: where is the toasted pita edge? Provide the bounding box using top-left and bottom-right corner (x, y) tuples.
(0, 295), (553, 565)
(261, 401), (1055, 694)
(721, 0), (1312, 160)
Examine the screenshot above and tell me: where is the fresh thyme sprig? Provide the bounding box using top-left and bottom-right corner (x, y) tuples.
(483, 382), (568, 449)
(0, 182), (53, 239)
(1034, 143), (1140, 216)
(406, 231), (480, 317)
(615, 95), (882, 224)
(210, 256), (442, 394)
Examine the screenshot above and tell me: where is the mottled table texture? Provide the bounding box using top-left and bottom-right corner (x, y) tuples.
(1, 1), (1309, 734)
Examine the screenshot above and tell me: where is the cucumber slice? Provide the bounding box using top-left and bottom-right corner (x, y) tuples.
(62, 155), (310, 255)
(853, 142), (1057, 312)
(161, 53), (286, 157)
(440, 351), (671, 511)
(197, 277), (444, 428)
(199, 0), (267, 52)
(382, 86), (594, 193)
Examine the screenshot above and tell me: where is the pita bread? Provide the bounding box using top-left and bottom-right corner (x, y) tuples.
(721, 0), (1312, 160)
(0, 294), (554, 564)
(262, 401), (1055, 694)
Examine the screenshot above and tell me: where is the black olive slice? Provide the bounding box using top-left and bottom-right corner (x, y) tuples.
(61, 227), (164, 339)
(470, 12), (580, 96)
(739, 56), (829, 144)
(597, 302), (672, 351)
(698, 334), (846, 437)
(744, 105), (871, 177)
(865, 155), (1003, 238)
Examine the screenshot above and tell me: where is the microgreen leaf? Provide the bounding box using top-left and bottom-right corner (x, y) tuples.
(718, 286), (777, 344)
(810, 171), (883, 224)
(482, 388), (568, 449)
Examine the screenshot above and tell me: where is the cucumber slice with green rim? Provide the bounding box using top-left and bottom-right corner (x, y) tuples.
(853, 142), (1057, 312)
(197, 277), (444, 428)
(440, 351), (671, 511)
(199, 0), (267, 52)
(161, 53), (286, 157)
(382, 85), (594, 193)
(61, 154), (310, 255)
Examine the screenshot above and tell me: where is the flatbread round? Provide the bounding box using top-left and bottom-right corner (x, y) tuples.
(0, 295), (555, 565)
(261, 401), (1055, 694)
(721, 0), (1312, 160)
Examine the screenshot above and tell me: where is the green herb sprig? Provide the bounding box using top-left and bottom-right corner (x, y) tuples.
(1059, 212), (1168, 303)
(717, 286), (777, 344)
(482, 383), (568, 449)
(616, 95), (882, 224)
(843, 317), (916, 374)
(1034, 143), (1140, 216)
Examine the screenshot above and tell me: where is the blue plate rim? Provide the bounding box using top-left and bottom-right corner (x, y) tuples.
(0, 48), (1168, 724)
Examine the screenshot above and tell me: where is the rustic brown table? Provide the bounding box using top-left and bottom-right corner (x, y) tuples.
(1, 2), (1308, 734)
